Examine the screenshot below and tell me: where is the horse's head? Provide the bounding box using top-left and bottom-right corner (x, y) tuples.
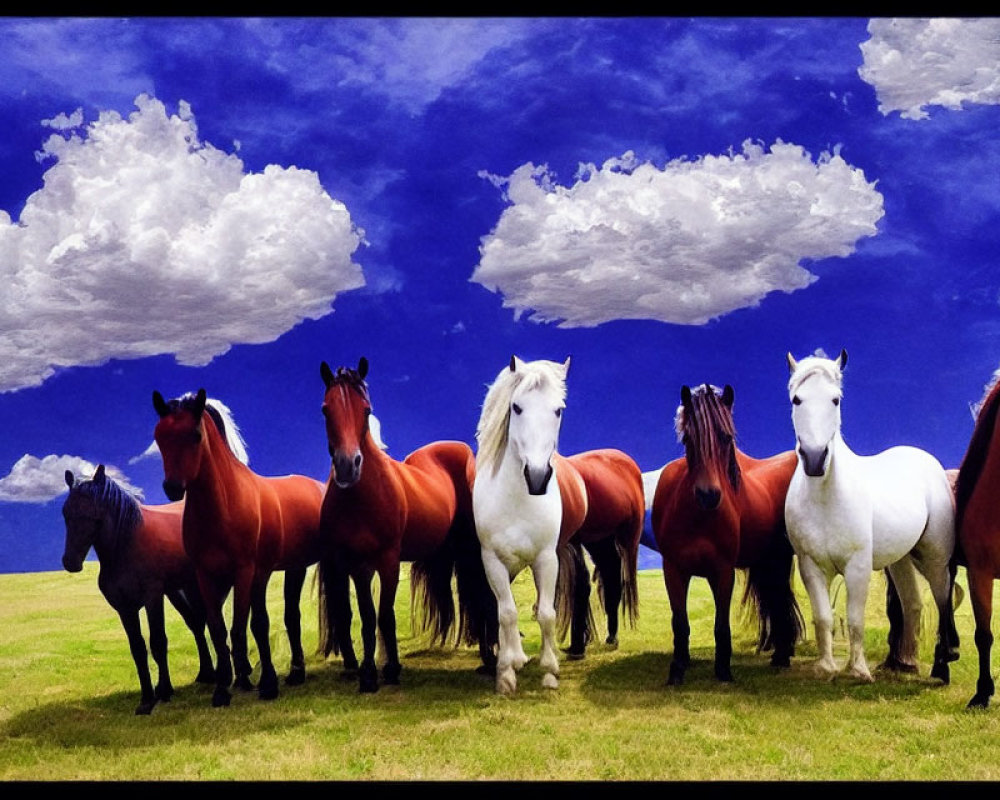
(153, 388), (209, 501)
(786, 349), (847, 477)
(60, 465), (107, 572)
(505, 355), (569, 496)
(320, 357), (373, 488)
(676, 383), (739, 511)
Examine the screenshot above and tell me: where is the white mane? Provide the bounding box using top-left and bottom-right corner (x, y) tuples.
(185, 393), (250, 466)
(475, 358), (568, 476)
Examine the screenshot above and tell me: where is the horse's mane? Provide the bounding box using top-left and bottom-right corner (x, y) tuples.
(476, 358), (567, 476)
(676, 384), (741, 492)
(787, 355), (844, 398)
(69, 471), (143, 540)
(955, 376), (1000, 535)
(171, 392), (250, 465)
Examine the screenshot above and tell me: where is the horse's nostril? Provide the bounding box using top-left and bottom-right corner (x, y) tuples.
(354, 454), (362, 468)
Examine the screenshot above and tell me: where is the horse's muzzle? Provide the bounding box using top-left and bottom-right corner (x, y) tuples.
(799, 446), (829, 477)
(162, 479), (186, 502)
(524, 463), (553, 496)
(61, 554), (84, 573)
(333, 451), (362, 488)
(695, 487), (722, 510)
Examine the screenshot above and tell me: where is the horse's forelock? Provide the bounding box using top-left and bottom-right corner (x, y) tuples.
(70, 473), (142, 539)
(677, 385), (740, 491)
(788, 358), (843, 398)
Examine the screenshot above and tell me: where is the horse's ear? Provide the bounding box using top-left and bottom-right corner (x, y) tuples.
(357, 357), (368, 381)
(786, 352), (798, 373)
(722, 384), (735, 408)
(680, 385), (693, 409)
(320, 361), (335, 388)
(94, 464), (106, 483)
(838, 349), (848, 371)
(64, 470), (75, 489)
(193, 388), (207, 421)
(561, 356), (571, 377)
(153, 390), (170, 418)
(509, 355), (518, 373)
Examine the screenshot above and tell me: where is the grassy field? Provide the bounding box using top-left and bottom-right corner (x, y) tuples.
(3, 561), (1000, 781)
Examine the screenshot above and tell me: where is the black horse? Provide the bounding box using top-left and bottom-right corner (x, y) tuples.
(61, 465), (214, 714)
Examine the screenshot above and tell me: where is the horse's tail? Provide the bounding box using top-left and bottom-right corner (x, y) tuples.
(616, 496), (643, 629)
(954, 380), (1000, 566)
(316, 554), (342, 658)
(410, 547), (459, 648)
(554, 540), (580, 641)
(743, 531), (805, 657)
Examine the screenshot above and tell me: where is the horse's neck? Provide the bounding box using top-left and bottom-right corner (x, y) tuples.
(188, 424), (248, 509)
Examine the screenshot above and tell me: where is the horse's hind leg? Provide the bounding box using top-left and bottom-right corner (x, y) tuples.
(168, 587), (214, 683)
(707, 567), (735, 682)
(229, 570), (256, 694)
(283, 567), (307, 686)
(565, 542), (591, 660)
(843, 557), (875, 682)
(586, 537), (624, 648)
(967, 566), (995, 709)
(883, 558), (921, 674)
(377, 561), (402, 686)
(662, 565), (692, 685)
(146, 596), (174, 704)
(796, 555), (837, 678)
(354, 569), (379, 693)
(117, 606), (157, 715)
(197, 572), (234, 707)
(532, 546), (561, 690)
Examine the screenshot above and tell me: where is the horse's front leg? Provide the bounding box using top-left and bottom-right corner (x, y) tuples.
(250, 576), (279, 700)
(843, 557), (874, 682)
(565, 542), (590, 660)
(707, 566), (735, 682)
(883, 557), (921, 674)
(662, 563), (691, 685)
(967, 565), (995, 709)
(145, 595), (174, 704)
(198, 572), (234, 707)
(353, 568), (379, 693)
(166, 587), (215, 684)
(481, 547), (522, 695)
(283, 567), (307, 686)
(117, 606), (156, 715)
(532, 546), (561, 690)
(796, 555), (837, 678)
(377, 559), (402, 686)
(230, 569), (256, 693)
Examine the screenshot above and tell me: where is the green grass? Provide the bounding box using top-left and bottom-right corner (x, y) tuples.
(4, 562), (1000, 781)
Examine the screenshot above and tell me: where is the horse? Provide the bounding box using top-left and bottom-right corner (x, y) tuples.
(651, 383), (805, 685)
(953, 369), (1000, 708)
(152, 389), (332, 707)
(61, 464), (215, 714)
(784, 349), (957, 684)
(558, 450), (645, 661)
(316, 357), (493, 694)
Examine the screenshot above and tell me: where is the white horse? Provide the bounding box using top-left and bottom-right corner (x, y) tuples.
(783, 349), (957, 683)
(473, 355), (570, 695)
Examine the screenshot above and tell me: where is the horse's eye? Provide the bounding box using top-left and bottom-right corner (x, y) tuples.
(832, 397), (840, 406)
(512, 403), (522, 415)
(555, 408), (562, 418)
(792, 396), (802, 406)
(365, 407), (372, 417)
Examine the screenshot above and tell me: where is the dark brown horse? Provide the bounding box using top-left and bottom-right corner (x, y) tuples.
(152, 390), (331, 707)
(651, 383), (804, 684)
(954, 375), (1000, 708)
(317, 357), (493, 693)
(61, 464), (214, 714)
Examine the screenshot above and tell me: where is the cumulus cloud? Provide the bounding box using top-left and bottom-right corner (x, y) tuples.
(858, 18), (1000, 120)
(471, 141), (884, 327)
(0, 93), (366, 392)
(0, 454), (142, 503)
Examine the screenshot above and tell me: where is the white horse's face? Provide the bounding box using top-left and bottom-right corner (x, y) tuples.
(508, 380), (565, 496)
(790, 371), (842, 477)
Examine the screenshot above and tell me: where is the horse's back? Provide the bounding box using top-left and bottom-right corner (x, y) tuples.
(397, 441), (477, 554)
(564, 449), (644, 542)
(131, 502), (197, 599)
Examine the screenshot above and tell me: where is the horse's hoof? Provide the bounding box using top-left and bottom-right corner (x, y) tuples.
(930, 663), (950, 685)
(565, 650), (585, 661)
(285, 667), (306, 686)
(879, 657), (918, 674)
(382, 664), (401, 685)
(233, 675), (255, 692)
(968, 694), (991, 710)
(358, 681), (379, 694)
(259, 685), (279, 701)
(716, 669), (734, 683)
(135, 700), (155, 716)
(605, 639), (619, 651)
(770, 655), (791, 669)
(667, 664), (685, 686)
(542, 673), (559, 690)
(195, 670), (216, 685)
(475, 664), (496, 677)
(155, 685), (174, 703)
(212, 688), (231, 708)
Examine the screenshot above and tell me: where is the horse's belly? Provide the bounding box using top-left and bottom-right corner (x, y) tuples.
(479, 525), (561, 574)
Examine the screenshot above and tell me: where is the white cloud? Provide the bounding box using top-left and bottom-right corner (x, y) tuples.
(0, 454), (143, 503)
(471, 141), (884, 327)
(0, 93), (366, 392)
(858, 18), (1000, 120)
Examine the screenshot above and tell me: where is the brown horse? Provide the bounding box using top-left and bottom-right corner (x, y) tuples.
(152, 389), (331, 707)
(61, 464), (215, 714)
(651, 383), (804, 684)
(954, 374), (1000, 708)
(556, 450), (645, 660)
(316, 357), (493, 693)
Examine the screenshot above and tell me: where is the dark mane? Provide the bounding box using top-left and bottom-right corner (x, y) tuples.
(328, 366), (371, 405)
(955, 378), (1000, 538)
(68, 472), (143, 540)
(679, 384), (742, 492)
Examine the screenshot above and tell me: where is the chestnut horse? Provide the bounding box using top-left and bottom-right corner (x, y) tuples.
(955, 371), (1000, 708)
(61, 464), (214, 714)
(152, 389), (331, 707)
(652, 383), (804, 685)
(558, 449), (645, 660)
(316, 357), (493, 693)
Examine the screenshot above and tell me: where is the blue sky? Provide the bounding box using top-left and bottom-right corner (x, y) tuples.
(2, 17), (999, 574)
